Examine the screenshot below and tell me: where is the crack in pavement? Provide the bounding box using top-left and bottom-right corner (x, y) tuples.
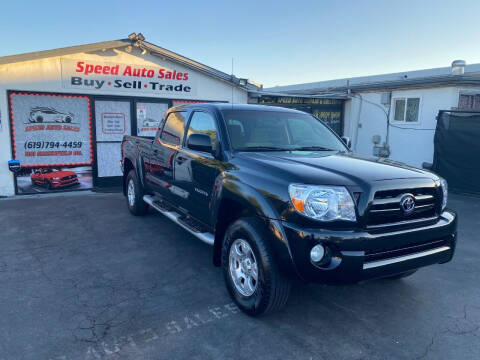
(415, 304), (480, 359)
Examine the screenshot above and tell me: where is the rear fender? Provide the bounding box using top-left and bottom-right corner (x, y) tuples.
(122, 154), (147, 195)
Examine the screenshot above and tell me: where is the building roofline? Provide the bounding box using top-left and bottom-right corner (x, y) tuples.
(0, 39), (131, 65)
(248, 90), (347, 99)
(265, 75), (480, 96)
(0, 34), (252, 91)
(265, 63), (480, 94)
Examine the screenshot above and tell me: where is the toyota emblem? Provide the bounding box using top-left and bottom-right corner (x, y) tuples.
(400, 194), (415, 214)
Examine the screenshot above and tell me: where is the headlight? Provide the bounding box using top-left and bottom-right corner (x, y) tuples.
(288, 184), (356, 222)
(440, 178), (448, 210)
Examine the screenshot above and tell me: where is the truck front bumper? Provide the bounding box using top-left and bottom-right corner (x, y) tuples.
(282, 210), (457, 284)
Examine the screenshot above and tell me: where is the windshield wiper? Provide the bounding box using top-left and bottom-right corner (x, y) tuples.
(235, 146), (292, 152)
(291, 146), (336, 151)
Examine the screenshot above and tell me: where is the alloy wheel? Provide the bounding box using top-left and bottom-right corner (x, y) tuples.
(229, 238), (258, 297)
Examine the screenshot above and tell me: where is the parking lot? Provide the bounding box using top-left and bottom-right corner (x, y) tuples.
(0, 192), (478, 360)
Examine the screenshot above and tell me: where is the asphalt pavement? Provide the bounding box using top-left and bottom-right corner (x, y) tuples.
(0, 192), (478, 360)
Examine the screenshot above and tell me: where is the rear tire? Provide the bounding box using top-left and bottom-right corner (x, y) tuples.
(126, 170), (148, 216)
(222, 218), (291, 316)
(385, 270), (417, 280)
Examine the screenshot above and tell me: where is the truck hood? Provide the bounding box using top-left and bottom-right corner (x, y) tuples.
(236, 151), (436, 185)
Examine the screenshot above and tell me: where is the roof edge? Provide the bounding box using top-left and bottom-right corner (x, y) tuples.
(265, 75), (480, 95)
(0, 35), (251, 91)
(0, 39), (131, 65)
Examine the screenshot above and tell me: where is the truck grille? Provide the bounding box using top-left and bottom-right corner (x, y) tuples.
(364, 238), (449, 263)
(366, 187), (438, 229)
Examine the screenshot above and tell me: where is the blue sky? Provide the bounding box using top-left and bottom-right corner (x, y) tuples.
(1, 0), (479, 87)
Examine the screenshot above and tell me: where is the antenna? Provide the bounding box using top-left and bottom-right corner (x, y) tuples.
(231, 58), (234, 107)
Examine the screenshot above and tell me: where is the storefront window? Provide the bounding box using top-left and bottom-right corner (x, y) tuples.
(136, 102), (169, 137)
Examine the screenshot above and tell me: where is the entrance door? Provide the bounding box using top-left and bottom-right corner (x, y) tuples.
(94, 100), (132, 187)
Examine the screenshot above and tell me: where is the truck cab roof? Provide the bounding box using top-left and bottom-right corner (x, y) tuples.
(168, 103), (307, 114)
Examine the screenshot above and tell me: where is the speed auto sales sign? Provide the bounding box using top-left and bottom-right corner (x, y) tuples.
(9, 92), (93, 167)
(61, 59), (197, 96)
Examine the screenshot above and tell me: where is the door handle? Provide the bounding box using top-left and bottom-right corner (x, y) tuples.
(176, 156), (187, 164)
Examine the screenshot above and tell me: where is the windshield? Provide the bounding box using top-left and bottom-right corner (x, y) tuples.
(221, 110), (347, 152)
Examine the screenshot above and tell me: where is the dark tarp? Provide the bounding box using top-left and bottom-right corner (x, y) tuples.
(433, 111), (480, 194)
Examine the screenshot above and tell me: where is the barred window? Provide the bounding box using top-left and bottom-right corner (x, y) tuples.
(393, 98), (420, 122)
(458, 94), (480, 110)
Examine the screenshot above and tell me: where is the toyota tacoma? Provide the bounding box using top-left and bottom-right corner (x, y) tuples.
(121, 104), (457, 316)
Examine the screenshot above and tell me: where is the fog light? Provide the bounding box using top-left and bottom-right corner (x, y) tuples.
(310, 244), (325, 263)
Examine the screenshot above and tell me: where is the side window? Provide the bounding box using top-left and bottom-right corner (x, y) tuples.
(187, 111), (217, 144)
(160, 112), (186, 146)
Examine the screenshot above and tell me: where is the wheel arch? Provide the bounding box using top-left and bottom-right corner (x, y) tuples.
(122, 157), (135, 196)
(212, 179), (298, 279)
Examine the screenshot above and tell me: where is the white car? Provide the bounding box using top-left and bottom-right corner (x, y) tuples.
(142, 118), (159, 127)
(29, 107), (74, 123)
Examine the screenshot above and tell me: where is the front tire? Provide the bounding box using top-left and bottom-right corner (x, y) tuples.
(126, 170), (148, 216)
(222, 218), (291, 316)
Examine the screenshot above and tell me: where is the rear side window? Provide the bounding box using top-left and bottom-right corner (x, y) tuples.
(160, 112), (186, 146)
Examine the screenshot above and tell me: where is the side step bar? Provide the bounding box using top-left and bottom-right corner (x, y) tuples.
(143, 195), (214, 246)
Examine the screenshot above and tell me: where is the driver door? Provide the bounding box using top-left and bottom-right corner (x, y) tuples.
(175, 110), (222, 225)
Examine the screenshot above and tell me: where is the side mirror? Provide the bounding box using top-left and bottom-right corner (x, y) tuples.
(341, 136), (352, 149)
(187, 133), (213, 153)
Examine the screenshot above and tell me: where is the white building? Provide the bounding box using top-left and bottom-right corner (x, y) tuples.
(0, 33), (251, 196)
(255, 60), (480, 168)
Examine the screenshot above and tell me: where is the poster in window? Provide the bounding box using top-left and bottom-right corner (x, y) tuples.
(137, 102), (168, 137)
(95, 100), (131, 142)
(15, 166), (93, 194)
(9, 92), (93, 194)
(101, 113), (126, 134)
(94, 100), (131, 177)
(9, 92), (93, 167)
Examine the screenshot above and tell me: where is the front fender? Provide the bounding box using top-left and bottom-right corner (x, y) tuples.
(212, 177), (280, 221)
(211, 177), (300, 279)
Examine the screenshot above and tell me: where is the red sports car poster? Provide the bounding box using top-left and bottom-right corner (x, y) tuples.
(15, 166), (93, 194)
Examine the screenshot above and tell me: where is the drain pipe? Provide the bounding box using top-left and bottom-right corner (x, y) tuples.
(352, 93), (363, 152)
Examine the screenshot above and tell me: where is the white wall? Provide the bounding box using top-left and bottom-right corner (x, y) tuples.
(344, 86), (478, 168)
(0, 47), (248, 196)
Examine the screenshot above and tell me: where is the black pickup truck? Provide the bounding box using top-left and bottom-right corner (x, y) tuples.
(121, 103), (457, 316)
